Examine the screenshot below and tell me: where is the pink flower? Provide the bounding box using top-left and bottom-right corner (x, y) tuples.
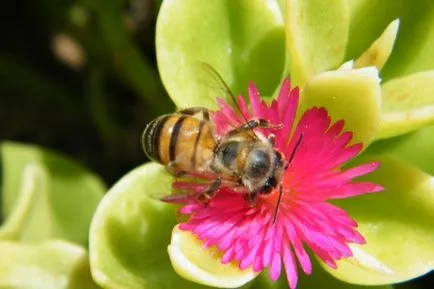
(174, 79), (383, 289)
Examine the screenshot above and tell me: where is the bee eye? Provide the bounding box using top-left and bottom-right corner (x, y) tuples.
(261, 177), (277, 194)
(246, 149), (270, 179)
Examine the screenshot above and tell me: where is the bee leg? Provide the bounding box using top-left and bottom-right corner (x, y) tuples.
(243, 192), (258, 207)
(178, 107), (210, 120)
(166, 161), (186, 177)
(227, 119), (282, 136)
(267, 133), (276, 146)
(196, 177), (222, 204)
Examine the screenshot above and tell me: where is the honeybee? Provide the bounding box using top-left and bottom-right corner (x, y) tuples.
(142, 65), (302, 222)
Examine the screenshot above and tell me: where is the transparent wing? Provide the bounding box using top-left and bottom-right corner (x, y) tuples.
(195, 62), (258, 139)
(150, 192), (195, 204)
(151, 174), (216, 204)
(198, 63), (241, 114)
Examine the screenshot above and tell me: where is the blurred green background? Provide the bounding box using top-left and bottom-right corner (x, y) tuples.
(0, 0), (172, 186)
(0, 0), (432, 288)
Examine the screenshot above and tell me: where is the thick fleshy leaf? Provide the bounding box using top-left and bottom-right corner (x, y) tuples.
(354, 19), (399, 71)
(376, 71), (434, 139)
(89, 163), (397, 289)
(347, 0), (434, 81)
(90, 163), (213, 289)
(300, 67), (381, 146)
(382, 1), (434, 79)
(250, 259), (393, 289)
(284, 0), (349, 86)
(1, 142), (105, 244)
(156, 0), (285, 109)
(322, 156), (434, 285)
(368, 124), (434, 176)
(0, 240), (100, 289)
(169, 225), (257, 288)
(346, 1), (400, 65)
(0, 163), (47, 240)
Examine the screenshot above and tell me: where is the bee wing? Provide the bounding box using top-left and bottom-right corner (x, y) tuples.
(193, 63), (236, 107)
(151, 177), (212, 205)
(195, 62), (259, 140)
(196, 63), (238, 110)
(150, 192), (195, 204)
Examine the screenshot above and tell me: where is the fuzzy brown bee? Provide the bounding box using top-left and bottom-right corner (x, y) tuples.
(141, 65), (302, 222)
(142, 105), (290, 205)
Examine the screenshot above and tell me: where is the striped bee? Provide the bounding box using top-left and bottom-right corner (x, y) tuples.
(142, 107), (217, 180)
(141, 65), (302, 221)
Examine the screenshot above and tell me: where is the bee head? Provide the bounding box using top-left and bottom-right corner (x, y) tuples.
(244, 147), (284, 195)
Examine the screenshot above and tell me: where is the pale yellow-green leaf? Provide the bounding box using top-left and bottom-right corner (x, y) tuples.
(284, 0), (349, 86)
(156, 0), (284, 109)
(338, 59), (355, 71)
(377, 70), (434, 139)
(251, 260), (393, 289)
(1, 142), (105, 245)
(0, 240), (99, 289)
(355, 19), (400, 70)
(89, 163), (208, 289)
(168, 225), (257, 288)
(381, 1), (434, 80)
(301, 67), (382, 146)
(0, 164), (46, 240)
(323, 156), (434, 285)
(368, 124), (434, 176)
(346, 1), (434, 81)
(89, 162), (398, 289)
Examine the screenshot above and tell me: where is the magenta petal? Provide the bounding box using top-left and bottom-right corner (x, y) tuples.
(270, 253), (282, 281)
(237, 95), (251, 119)
(283, 245), (298, 289)
(277, 78), (291, 117)
(248, 82), (262, 117)
(174, 78), (382, 289)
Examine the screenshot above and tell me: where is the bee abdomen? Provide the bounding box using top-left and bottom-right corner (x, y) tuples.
(142, 114), (172, 163)
(142, 114), (216, 171)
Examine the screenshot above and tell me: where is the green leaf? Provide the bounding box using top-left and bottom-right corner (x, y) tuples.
(90, 163), (395, 289)
(347, 0), (434, 81)
(0, 163), (47, 240)
(89, 163), (210, 289)
(346, 1), (402, 67)
(354, 19), (399, 71)
(251, 259), (393, 289)
(168, 225), (257, 288)
(0, 240), (100, 289)
(322, 156), (434, 285)
(156, 0), (285, 109)
(1, 142), (105, 245)
(382, 1), (434, 80)
(284, 0), (349, 86)
(368, 124), (434, 176)
(377, 71), (434, 139)
(300, 67), (382, 146)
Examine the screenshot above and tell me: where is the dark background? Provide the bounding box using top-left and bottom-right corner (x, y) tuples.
(0, 0), (431, 288)
(0, 0), (173, 186)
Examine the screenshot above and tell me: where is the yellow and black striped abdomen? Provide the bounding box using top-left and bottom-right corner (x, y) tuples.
(142, 114), (217, 174)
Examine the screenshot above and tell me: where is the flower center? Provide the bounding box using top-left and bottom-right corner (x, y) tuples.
(255, 186), (294, 214)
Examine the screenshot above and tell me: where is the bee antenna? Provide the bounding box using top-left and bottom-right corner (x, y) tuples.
(273, 133), (303, 224)
(273, 185), (283, 224)
(284, 133), (303, 169)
